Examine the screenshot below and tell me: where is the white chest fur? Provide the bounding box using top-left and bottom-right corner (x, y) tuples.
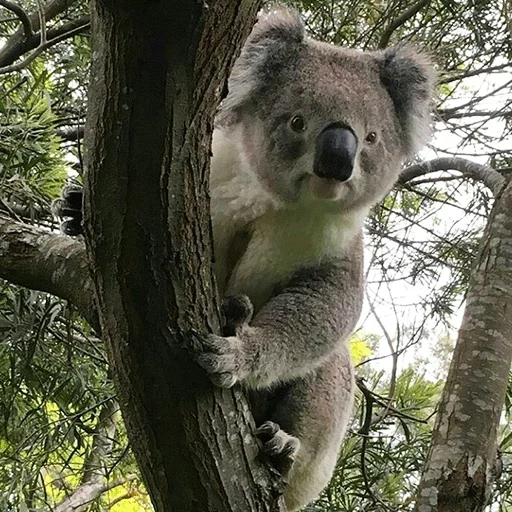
(224, 207), (363, 311)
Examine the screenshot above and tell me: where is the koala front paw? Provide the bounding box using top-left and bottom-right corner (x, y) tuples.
(188, 332), (246, 388)
(52, 184), (84, 236)
(221, 294), (253, 336)
(256, 421), (300, 477)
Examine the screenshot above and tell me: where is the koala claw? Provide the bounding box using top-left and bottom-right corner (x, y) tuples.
(256, 421), (300, 477)
(52, 184), (84, 236)
(188, 332), (245, 388)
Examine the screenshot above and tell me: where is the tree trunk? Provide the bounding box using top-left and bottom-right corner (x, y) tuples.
(415, 179), (512, 512)
(83, 1), (284, 511)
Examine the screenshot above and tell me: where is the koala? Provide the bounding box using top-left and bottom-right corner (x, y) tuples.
(55, 10), (434, 511)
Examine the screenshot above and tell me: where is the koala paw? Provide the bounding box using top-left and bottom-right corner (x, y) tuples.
(256, 421), (300, 477)
(187, 331), (246, 388)
(52, 184), (84, 236)
(221, 295), (253, 336)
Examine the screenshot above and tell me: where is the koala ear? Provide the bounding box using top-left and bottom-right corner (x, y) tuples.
(379, 46), (436, 158)
(217, 10), (305, 125)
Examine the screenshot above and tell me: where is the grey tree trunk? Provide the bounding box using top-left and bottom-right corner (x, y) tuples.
(83, 1), (284, 511)
(415, 178), (512, 512)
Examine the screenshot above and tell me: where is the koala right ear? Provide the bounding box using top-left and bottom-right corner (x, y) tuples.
(379, 45), (436, 158)
(218, 9), (305, 124)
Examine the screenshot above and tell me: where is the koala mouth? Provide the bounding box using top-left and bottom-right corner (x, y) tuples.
(313, 124), (357, 183)
(308, 175), (345, 200)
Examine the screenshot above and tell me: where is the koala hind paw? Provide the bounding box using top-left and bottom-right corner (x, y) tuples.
(256, 421), (300, 477)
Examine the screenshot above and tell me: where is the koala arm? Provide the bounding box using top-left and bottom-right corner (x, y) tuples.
(194, 234), (364, 389)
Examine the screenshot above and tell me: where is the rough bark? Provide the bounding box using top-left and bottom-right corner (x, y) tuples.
(0, 215), (97, 326)
(415, 178), (512, 512)
(84, 1), (282, 512)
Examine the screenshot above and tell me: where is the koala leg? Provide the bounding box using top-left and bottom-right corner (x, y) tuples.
(251, 348), (355, 512)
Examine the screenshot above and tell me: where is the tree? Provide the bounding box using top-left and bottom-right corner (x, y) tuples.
(0, 0), (511, 511)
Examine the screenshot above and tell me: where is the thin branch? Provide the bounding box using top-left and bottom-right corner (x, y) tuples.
(56, 124), (85, 141)
(365, 292), (399, 424)
(54, 474), (137, 512)
(82, 399), (121, 485)
(356, 377), (428, 426)
(0, 0), (84, 66)
(437, 78), (512, 120)
(440, 62), (512, 84)
(0, 20), (90, 74)
(0, 0), (32, 38)
(399, 157), (506, 196)
(437, 109), (512, 121)
(107, 491), (135, 508)
(378, 0), (431, 48)
(36, 0), (46, 44)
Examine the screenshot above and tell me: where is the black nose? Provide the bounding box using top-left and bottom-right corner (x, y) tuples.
(314, 124), (358, 182)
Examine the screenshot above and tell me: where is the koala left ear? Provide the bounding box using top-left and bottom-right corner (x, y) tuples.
(379, 46), (436, 158)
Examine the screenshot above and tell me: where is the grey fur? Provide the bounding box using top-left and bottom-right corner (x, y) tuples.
(194, 9), (435, 511)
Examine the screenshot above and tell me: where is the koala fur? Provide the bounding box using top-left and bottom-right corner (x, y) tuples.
(199, 10), (435, 511)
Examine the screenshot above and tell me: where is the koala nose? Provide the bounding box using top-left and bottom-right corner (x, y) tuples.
(314, 124), (358, 182)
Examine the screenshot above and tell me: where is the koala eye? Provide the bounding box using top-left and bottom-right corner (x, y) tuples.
(365, 131), (378, 144)
(290, 115), (307, 133)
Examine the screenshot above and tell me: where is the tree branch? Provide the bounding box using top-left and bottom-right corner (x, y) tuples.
(57, 124), (85, 141)
(0, 215), (97, 327)
(54, 474), (137, 512)
(440, 62), (512, 84)
(0, 0), (83, 66)
(378, 0), (431, 48)
(399, 157), (506, 195)
(52, 399), (122, 512)
(437, 109), (512, 121)
(0, 0), (33, 38)
(414, 179), (512, 511)
(81, 399), (120, 486)
(0, 18), (90, 74)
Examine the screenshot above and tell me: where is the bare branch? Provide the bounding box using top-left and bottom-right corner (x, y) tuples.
(399, 157), (506, 195)
(0, 0), (83, 66)
(437, 109), (512, 121)
(378, 0), (431, 48)
(0, 19), (90, 74)
(54, 474), (137, 512)
(82, 399), (120, 485)
(0, 0), (32, 38)
(36, 0), (46, 44)
(440, 62), (512, 84)
(0, 215), (97, 327)
(56, 124), (85, 141)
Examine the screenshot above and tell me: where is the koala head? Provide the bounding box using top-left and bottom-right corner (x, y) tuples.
(217, 10), (435, 213)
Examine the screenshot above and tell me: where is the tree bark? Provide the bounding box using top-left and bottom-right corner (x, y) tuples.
(415, 178), (512, 512)
(84, 1), (282, 512)
(0, 215), (97, 326)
